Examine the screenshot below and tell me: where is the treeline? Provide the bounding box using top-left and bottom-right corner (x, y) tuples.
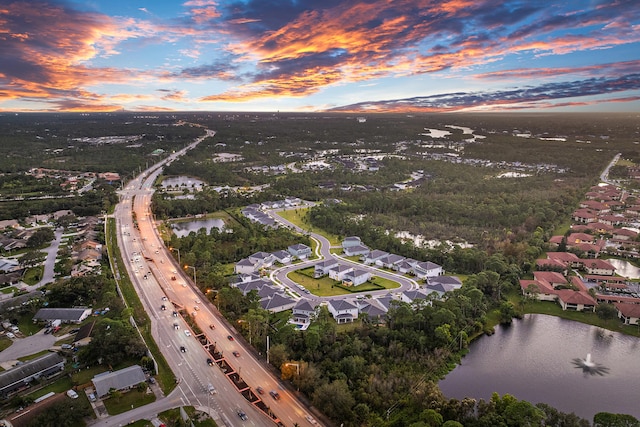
(0, 180), (119, 220)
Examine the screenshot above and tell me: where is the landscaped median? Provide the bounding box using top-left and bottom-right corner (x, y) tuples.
(287, 266), (400, 297)
(106, 218), (176, 393)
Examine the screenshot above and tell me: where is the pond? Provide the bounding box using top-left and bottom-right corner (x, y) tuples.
(171, 218), (225, 237)
(606, 258), (640, 279)
(439, 314), (640, 421)
(161, 176), (205, 190)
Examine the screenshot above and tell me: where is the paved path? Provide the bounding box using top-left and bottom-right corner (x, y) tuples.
(0, 329), (55, 367)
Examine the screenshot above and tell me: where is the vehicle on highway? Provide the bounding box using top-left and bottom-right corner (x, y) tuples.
(195, 299), (201, 304)
(172, 311), (178, 317)
(179, 346), (186, 353)
(193, 306), (199, 311)
(306, 415), (318, 425)
(256, 386), (264, 395)
(269, 390), (281, 400)
(237, 410), (248, 421)
(173, 323), (179, 330)
(171, 276), (176, 281)
(209, 324), (215, 329)
(184, 330), (192, 337)
(206, 358), (213, 366)
(160, 305), (166, 311)
(207, 383), (217, 394)
(227, 335), (234, 341)
(162, 296), (168, 301)
(232, 350), (240, 357)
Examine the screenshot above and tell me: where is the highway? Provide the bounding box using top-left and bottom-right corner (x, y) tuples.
(110, 128), (320, 427)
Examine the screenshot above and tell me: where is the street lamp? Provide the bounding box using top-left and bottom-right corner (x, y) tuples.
(185, 264), (196, 287)
(169, 247), (180, 264)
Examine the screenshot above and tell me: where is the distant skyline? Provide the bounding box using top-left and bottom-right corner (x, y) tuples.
(1, 0), (639, 113)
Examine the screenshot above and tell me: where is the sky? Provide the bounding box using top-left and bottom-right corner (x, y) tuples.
(1, 0), (639, 113)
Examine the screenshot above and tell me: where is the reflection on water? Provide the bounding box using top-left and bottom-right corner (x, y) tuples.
(171, 218), (225, 237)
(439, 314), (640, 420)
(606, 258), (640, 279)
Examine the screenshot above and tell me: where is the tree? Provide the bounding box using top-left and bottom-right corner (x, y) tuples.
(596, 303), (618, 320)
(26, 227), (54, 248)
(593, 412), (640, 427)
(312, 380), (355, 424)
(19, 250), (45, 269)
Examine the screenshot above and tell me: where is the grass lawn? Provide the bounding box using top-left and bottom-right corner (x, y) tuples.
(22, 266), (44, 285)
(160, 406), (217, 427)
(369, 276), (401, 290)
(28, 376), (74, 399)
(18, 350), (51, 362)
(17, 314), (45, 336)
(0, 286), (17, 294)
(0, 337), (12, 352)
(71, 366), (110, 386)
(287, 270), (350, 297)
(102, 389), (156, 415)
(276, 208), (342, 246)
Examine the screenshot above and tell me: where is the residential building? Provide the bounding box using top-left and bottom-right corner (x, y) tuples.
(327, 300), (358, 323)
(92, 365), (147, 398)
(33, 308), (92, 324)
(0, 353), (65, 398)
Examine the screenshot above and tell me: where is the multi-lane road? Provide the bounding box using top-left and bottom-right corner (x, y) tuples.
(106, 128), (319, 427)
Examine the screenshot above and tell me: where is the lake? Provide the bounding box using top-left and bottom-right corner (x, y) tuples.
(439, 314), (640, 421)
(171, 218), (225, 237)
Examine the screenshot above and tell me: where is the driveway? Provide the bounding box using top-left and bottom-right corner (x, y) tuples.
(0, 329), (56, 367)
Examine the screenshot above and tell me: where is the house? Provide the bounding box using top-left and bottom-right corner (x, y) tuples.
(0, 219), (19, 230)
(92, 365), (147, 398)
(533, 271), (568, 288)
(343, 244), (370, 257)
(33, 308), (92, 324)
(314, 259), (339, 278)
(341, 236), (362, 248)
(612, 228), (638, 241)
(362, 250), (388, 265)
(375, 254), (405, 269)
(572, 209), (597, 223)
(290, 299), (317, 328)
(401, 289), (431, 304)
(327, 299), (358, 323)
(0, 258), (20, 273)
(248, 252), (275, 268)
(0, 353), (65, 398)
(519, 279), (557, 302)
(234, 258), (257, 275)
(260, 293), (297, 313)
(412, 261), (443, 279)
(288, 243), (312, 260)
(614, 302), (640, 325)
(72, 320), (96, 347)
(555, 290), (597, 312)
(357, 299), (387, 323)
(328, 265), (354, 281)
(393, 259), (417, 275)
(271, 250), (292, 264)
(582, 259), (616, 276)
(546, 252), (583, 268)
(342, 269), (370, 286)
(427, 275), (462, 292)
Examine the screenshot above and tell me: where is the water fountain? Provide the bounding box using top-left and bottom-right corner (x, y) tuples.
(571, 353), (609, 376)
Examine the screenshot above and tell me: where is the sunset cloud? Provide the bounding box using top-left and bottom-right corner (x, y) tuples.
(0, 0), (638, 112)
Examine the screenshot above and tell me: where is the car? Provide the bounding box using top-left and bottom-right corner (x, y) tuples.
(256, 386), (264, 395)
(306, 415), (317, 425)
(160, 305), (166, 311)
(232, 350), (240, 357)
(195, 299), (201, 304)
(172, 270), (177, 274)
(209, 324), (215, 329)
(61, 344), (73, 350)
(148, 377), (156, 384)
(88, 393), (97, 402)
(193, 306), (199, 311)
(269, 390), (281, 400)
(207, 383), (217, 394)
(179, 346), (186, 353)
(181, 282), (187, 287)
(206, 358), (213, 366)
(184, 330), (191, 337)
(237, 410), (248, 421)
(162, 296), (168, 301)
(173, 323), (179, 330)
(172, 311), (178, 317)
(171, 276), (176, 281)
(227, 335), (234, 341)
